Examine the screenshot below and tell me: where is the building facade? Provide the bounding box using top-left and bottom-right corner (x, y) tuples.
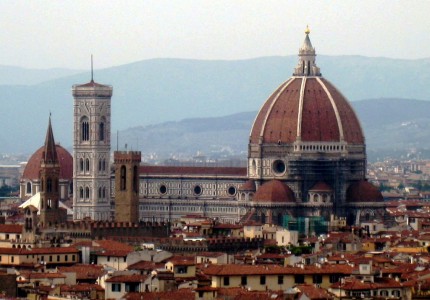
(72, 79), (112, 221)
(114, 28), (385, 226)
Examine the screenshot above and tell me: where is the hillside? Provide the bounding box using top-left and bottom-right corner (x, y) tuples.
(118, 98), (430, 161)
(0, 56), (429, 154)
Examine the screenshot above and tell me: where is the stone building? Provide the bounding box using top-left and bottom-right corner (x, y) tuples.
(113, 28), (385, 226)
(19, 28), (385, 229)
(72, 78), (112, 221)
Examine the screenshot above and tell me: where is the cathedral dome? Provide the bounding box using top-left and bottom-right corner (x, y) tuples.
(250, 29), (364, 146)
(22, 144), (73, 181)
(253, 180), (295, 203)
(346, 180), (383, 203)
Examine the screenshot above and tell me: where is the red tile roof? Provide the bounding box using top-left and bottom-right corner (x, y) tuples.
(346, 180), (383, 203)
(123, 289), (194, 300)
(57, 264), (107, 280)
(250, 77), (364, 145)
(202, 264), (353, 276)
(139, 165), (246, 177)
(105, 274), (147, 283)
(60, 283), (104, 292)
(0, 224), (22, 233)
(253, 180), (295, 203)
(22, 144), (73, 180)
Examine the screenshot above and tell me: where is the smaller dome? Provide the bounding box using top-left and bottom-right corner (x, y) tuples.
(346, 180), (383, 203)
(238, 180), (256, 192)
(254, 180), (295, 203)
(22, 144), (73, 181)
(309, 182), (332, 192)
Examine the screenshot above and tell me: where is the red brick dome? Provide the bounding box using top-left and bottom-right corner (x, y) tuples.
(250, 77), (364, 145)
(253, 180), (295, 203)
(22, 144), (73, 180)
(346, 180), (383, 203)
(250, 29), (363, 146)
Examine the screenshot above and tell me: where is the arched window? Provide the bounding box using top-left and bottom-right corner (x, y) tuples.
(79, 187), (84, 199)
(99, 122), (105, 141)
(98, 187), (102, 198)
(85, 159), (90, 172)
(98, 159), (102, 172)
(26, 182), (32, 194)
(120, 166), (126, 190)
(103, 187), (106, 198)
(81, 117), (89, 141)
(103, 159), (106, 171)
(85, 187), (90, 199)
(322, 194), (328, 203)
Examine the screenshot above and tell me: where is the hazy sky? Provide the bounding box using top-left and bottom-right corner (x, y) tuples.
(1, 1), (429, 69)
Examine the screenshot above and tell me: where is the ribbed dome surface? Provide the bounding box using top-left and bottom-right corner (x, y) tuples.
(250, 77), (364, 145)
(253, 180), (295, 203)
(22, 145), (73, 180)
(346, 180), (383, 203)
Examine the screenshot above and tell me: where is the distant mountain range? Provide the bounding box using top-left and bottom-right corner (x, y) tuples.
(118, 98), (430, 162)
(0, 56), (429, 155)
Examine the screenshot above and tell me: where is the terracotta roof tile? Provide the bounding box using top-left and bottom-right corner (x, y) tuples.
(0, 224), (22, 233)
(139, 165), (246, 177)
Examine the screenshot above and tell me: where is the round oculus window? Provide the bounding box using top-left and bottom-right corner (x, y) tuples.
(227, 186), (236, 196)
(273, 160), (286, 174)
(159, 185), (167, 194)
(193, 185), (202, 195)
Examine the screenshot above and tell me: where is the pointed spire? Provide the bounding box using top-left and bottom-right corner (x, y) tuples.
(43, 114), (58, 163)
(293, 26), (321, 77)
(91, 54), (94, 83)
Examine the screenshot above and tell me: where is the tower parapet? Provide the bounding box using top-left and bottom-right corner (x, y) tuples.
(72, 81), (113, 98)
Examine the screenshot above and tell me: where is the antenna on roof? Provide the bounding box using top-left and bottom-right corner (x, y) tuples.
(91, 54), (94, 82)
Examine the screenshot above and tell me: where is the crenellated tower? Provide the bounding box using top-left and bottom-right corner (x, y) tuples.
(114, 151), (141, 223)
(72, 78), (112, 221)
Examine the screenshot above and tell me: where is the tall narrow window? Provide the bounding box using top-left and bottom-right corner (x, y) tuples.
(85, 159), (90, 172)
(103, 187), (106, 199)
(47, 178), (52, 193)
(79, 187), (84, 199)
(80, 159), (84, 172)
(120, 166), (126, 191)
(81, 117), (89, 141)
(99, 122), (105, 141)
(26, 182), (32, 194)
(133, 166), (139, 193)
(85, 187), (90, 199)
(98, 187), (102, 198)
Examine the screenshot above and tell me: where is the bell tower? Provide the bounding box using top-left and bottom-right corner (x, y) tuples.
(72, 74), (113, 221)
(39, 116), (67, 227)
